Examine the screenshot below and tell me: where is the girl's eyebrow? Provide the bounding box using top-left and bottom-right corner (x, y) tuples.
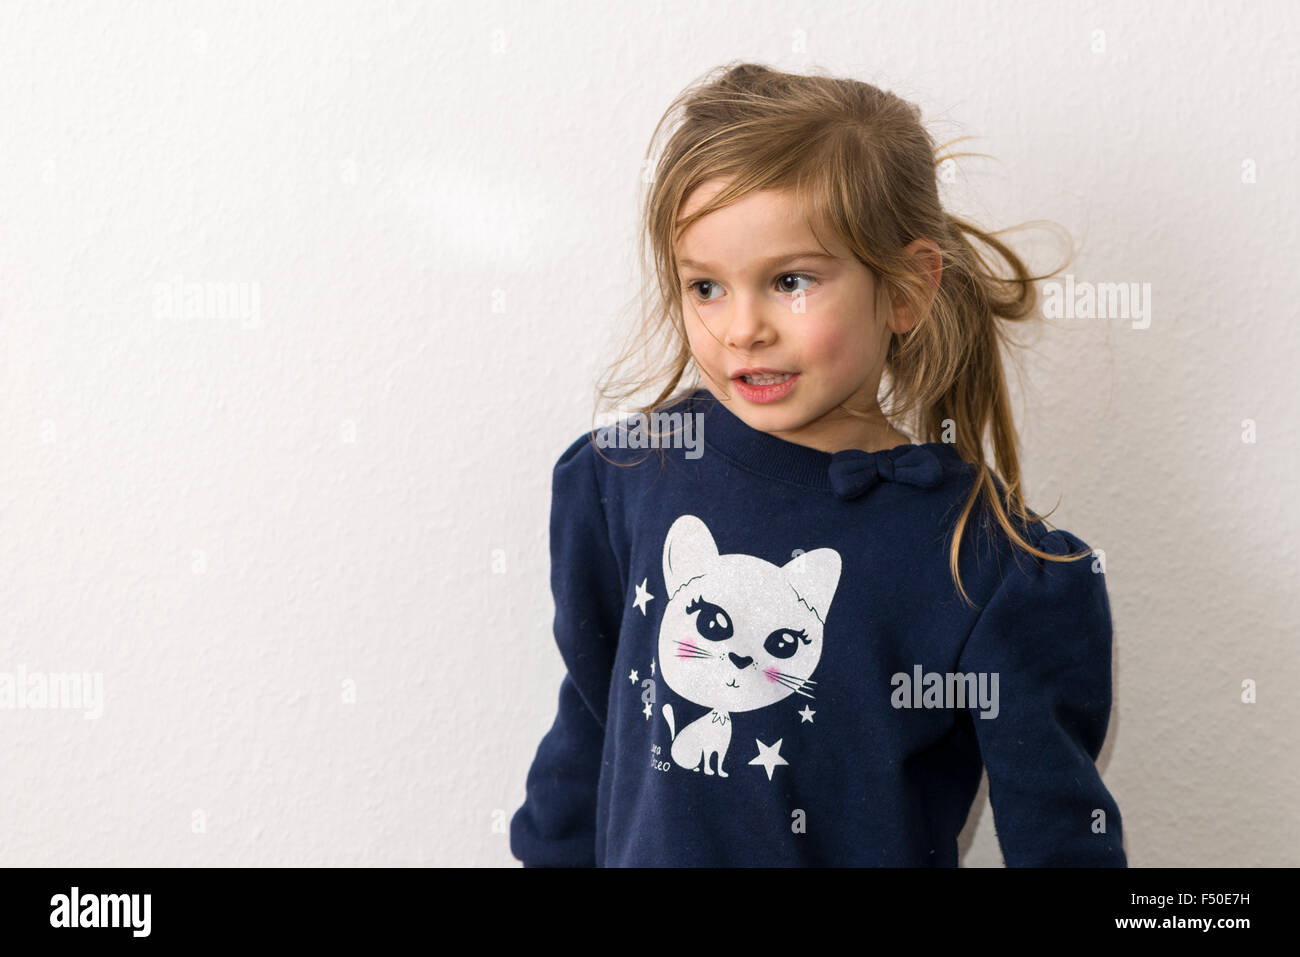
(677, 250), (839, 271)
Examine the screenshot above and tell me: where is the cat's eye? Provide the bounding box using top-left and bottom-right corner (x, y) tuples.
(684, 596), (733, 641)
(764, 628), (809, 659)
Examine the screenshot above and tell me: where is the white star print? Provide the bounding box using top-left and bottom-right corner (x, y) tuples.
(633, 578), (654, 615)
(643, 700), (653, 720)
(749, 738), (789, 780)
(628, 669), (638, 683)
(798, 705), (815, 723)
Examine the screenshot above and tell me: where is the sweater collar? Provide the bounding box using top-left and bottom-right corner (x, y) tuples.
(682, 387), (962, 501)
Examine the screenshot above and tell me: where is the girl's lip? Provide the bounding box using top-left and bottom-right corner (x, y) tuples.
(732, 368), (795, 378)
(733, 372), (800, 403)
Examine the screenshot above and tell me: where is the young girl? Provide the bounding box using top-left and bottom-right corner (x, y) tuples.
(510, 62), (1125, 867)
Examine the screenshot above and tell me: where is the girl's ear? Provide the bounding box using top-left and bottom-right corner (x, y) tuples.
(908, 238), (944, 292)
(887, 239), (944, 334)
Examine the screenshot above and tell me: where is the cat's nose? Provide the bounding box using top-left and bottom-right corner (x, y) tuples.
(728, 652), (753, 669)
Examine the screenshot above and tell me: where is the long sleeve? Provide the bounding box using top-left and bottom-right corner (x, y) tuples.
(956, 526), (1126, 866)
(510, 434), (626, 867)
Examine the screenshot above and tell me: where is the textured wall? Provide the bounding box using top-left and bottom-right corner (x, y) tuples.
(0, 0), (1295, 867)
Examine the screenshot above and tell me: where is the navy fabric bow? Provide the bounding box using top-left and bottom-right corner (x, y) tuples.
(827, 446), (945, 501)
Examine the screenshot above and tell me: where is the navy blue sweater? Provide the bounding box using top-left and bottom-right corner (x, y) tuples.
(510, 388), (1125, 867)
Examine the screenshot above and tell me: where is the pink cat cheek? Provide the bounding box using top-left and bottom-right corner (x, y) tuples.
(763, 667), (781, 683)
(677, 638), (701, 659)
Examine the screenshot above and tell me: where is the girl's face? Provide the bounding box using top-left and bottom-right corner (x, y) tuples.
(676, 178), (913, 454)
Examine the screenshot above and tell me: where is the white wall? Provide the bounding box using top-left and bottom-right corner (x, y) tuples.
(1, 0), (1295, 866)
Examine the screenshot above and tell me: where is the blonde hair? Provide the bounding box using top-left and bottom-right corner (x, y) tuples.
(593, 60), (1093, 607)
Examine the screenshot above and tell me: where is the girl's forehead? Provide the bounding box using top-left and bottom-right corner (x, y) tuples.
(677, 194), (827, 248)
(675, 203), (849, 268)
(679, 180), (805, 221)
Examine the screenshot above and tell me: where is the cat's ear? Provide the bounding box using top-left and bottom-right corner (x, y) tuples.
(783, 548), (842, 623)
(663, 514), (718, 596)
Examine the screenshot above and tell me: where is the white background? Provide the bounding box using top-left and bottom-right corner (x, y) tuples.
(1, 0), (1296, 866)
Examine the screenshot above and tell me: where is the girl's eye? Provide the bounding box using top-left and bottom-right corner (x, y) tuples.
(776, 273), (815, 294)
(686, 280), (722, 302)
(685, 274), (815, 302)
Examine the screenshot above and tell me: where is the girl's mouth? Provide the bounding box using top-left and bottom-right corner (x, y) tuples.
(733, 371), (799, 403)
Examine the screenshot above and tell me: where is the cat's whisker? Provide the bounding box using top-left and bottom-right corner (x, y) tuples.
(672, 640), (713, 659)
(769, 673), (816, 698)
(774, 671), (817, 687)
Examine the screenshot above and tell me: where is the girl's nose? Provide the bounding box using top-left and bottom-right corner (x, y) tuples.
(723, 294), (773, 350)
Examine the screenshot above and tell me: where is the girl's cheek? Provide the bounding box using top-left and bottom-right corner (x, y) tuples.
(797, 318), (856, 362)
(799, 316), (880, 376)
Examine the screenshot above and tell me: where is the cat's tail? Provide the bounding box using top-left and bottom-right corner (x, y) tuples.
(662, 703), (676, 741)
